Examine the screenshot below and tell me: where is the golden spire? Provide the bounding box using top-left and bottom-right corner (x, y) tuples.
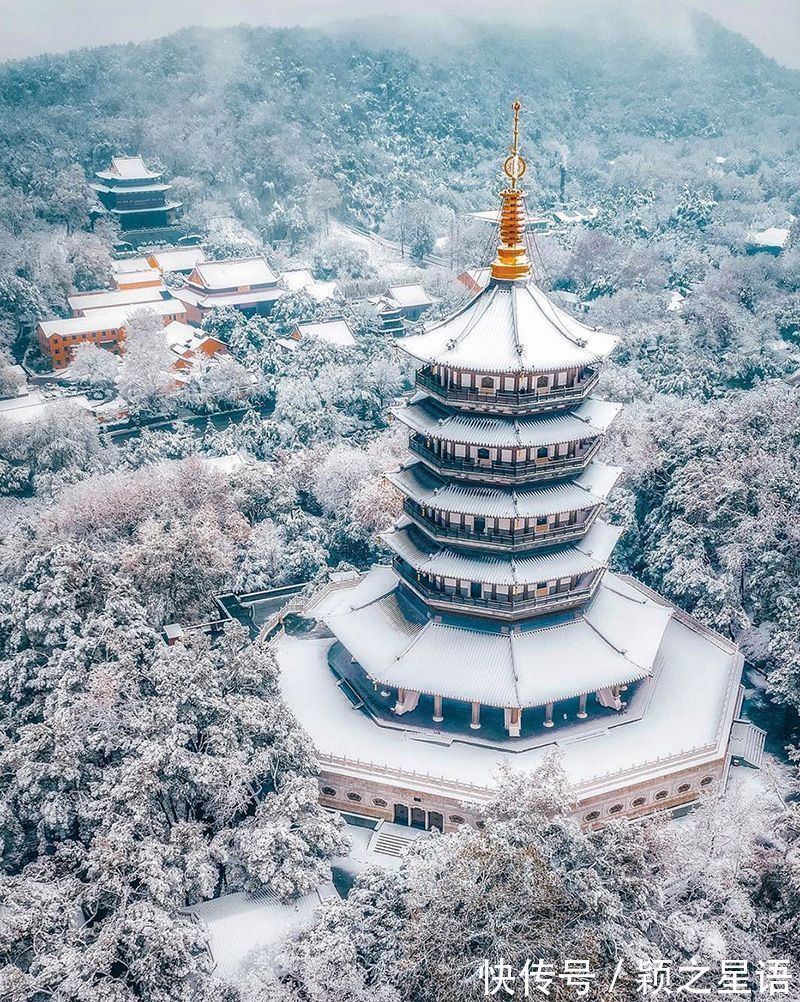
(490, 98), (532, 282)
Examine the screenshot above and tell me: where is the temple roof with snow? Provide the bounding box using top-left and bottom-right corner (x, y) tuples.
(395, 394), (621, 448)
(387, 461), (621, 520)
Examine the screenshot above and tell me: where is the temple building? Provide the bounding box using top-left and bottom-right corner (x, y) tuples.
(374, 283), (434, 336)
(37, 299), (187, 369)
(172, 257), (284, 323)
(271, 102), (764, 833)
(91, 156), (181, 232)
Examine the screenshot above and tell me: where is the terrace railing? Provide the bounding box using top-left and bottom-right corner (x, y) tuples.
(408, 436), (601, 484)
(416, 367), (598, 413)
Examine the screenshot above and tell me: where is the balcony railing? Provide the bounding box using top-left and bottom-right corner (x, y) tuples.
(408, 437), (601, 485)
(403, 500), (598, 551)
(415, 368), (598, 413)
(394, 560), (600, 620)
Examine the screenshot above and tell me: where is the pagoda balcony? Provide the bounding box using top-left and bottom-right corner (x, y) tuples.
(408, 436), (602, 485)
(402, 499), (599, 552)
(393, 560), (601, 621)
(415, 367), (599, 415)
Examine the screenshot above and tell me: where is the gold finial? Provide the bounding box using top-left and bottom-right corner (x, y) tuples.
(491, 98), (531, 282)
(503, 98), (527, 191)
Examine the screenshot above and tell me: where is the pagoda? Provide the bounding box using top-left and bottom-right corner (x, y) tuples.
(91, 156), (181, 232)
(324, 101), (665, 737)
(272, 102), (761, 832)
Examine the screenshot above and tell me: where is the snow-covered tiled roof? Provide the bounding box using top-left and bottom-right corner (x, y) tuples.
(383, 520), (621, 586)
(111, 257), (150, 274)
(173, 287), (284, 310)
(191, 257), (278, 291)
(398, 279), (618, 374)
(185, 883), (337, 980)
(387, 283), (433, 309)
(746, 226), (790, 250)
(281, 268), (316, 291)
(149, 247), (206, 273)
(68, 286), (166, 314)
(322, 568), (670, 708)
(279, 587), (738, 795)
(95, 156), (161, 181)
(295, 320), (356, 347)
(394, 394), (621, 449)
(114, 269), (162, 288)
(163, 320), (207, 354)
(39, 299), (186, 338)
(387, 461), (621, 519)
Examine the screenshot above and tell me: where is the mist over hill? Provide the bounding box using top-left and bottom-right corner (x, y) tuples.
(0, 11), (797, 228)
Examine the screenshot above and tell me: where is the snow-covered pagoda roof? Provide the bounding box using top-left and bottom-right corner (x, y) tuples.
(387, 461), (621, 519)
(383, 519), (621, 586)
(95, 156), (162, 182)
(324, 568), (671, 709)
(394, 394), (621, 448)
(398, 280), (618, 374)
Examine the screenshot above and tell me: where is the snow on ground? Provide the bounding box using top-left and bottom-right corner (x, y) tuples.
(728, 751), (792, 810)
(184, 883), (337, 981)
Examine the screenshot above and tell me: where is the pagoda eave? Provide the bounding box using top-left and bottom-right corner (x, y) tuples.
(397, 280), (619, 375)
(386, 460), (622, 520)
(394, 394), (621, 451)
(381, 519), (622, 588)
(324, 570), (671, 710)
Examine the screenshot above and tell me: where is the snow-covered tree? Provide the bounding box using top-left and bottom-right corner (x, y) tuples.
(0, 354), (23, 397)
(0, 400), (104, 496)
(41, 163), (95, 234)
(118, 307), (175, 417)
(120, 503), (247, 624)
(68, 342), (119, 394)
(0, 537), (347, 1001)
(182, 355), (254, 412)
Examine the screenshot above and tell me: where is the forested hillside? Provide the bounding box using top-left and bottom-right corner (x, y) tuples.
(0, 13), (798, 229)
(2, 11), (797, 693)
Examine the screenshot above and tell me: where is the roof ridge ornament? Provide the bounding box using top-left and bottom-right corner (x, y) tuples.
(490, 99), (533, 283)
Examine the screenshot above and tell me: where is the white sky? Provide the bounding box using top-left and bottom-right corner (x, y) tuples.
(0, 0), (798, 69)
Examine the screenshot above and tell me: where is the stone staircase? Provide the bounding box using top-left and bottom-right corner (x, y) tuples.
(369, 825), (421, 859)
(730, 718), (767, 768)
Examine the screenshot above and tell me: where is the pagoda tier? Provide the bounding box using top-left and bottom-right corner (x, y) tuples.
(387, 461), (621, 552)
(384, 520), (621, 620)
(415, 362), (599, 416)
(325, 567), (672, 718)
(397, 394), (620, 485)
(324, 100), (643, 736)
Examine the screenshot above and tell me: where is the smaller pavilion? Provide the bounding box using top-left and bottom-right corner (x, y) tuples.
(91, 156), (181, 232)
